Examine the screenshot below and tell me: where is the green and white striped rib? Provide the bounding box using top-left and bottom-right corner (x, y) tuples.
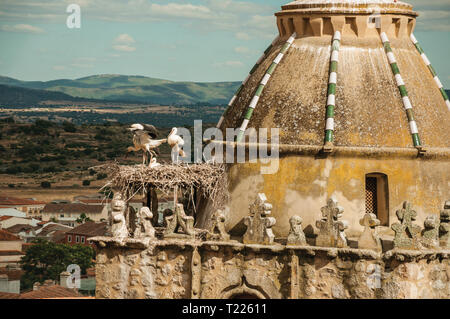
(410, 33), (450, 112)
(216, 36), (280, 129)
(381, 32), (422, 149)
(324, 31), (341, 146)
(236, 33), (297, 142)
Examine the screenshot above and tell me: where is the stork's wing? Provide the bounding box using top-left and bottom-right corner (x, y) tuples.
(143, 124), (158, 138)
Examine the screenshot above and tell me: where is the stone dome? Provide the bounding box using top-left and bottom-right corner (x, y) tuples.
(219, 0), (449, 149)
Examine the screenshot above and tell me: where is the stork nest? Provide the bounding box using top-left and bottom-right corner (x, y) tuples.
(94, 162), (228, 208)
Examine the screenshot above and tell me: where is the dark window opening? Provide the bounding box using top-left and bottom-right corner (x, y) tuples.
(365, 173), (389, 226)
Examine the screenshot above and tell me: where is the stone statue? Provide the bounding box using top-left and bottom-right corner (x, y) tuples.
(164, 204), (195, 239)
(134, 207), (155, 239)
(421, 215), (440, 249)
(315, 198), (349, 248)
(358, 213), (382, 252)
(391, 201), (421, 250)
(110, 193), (129, 238)
(243, 193), (276, 245)
(439, 201), (450, 248)
(207, 209), (230, 241)
(287, 216), (307, 246)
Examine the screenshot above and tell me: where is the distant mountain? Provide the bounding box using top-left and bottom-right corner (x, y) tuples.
(0, 84), (92, 106)
(0, 75), (240, 105)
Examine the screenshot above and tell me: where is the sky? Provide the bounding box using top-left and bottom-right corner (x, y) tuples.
(0, 0), (449, 87)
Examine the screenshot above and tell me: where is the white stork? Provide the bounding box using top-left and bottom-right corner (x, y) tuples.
(167, 127), (186, 163)
(127, 124), (167, 165)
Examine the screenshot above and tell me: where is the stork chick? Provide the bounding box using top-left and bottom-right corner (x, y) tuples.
(149, 158), (161, 168)
(127, 124), (167, 165)
(168, 127), (186, 163)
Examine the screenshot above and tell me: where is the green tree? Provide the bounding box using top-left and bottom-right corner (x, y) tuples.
(62, 121), (77, 133)
(82, 180), (91, 186)
(20, 239), (95, 291)
(41, 181), (51, 188)
(76, 213), (92, 224)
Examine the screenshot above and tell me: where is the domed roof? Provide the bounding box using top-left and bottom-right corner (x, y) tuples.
(220, 1), (449, 149)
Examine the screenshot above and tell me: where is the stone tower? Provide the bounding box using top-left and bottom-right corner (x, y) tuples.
(198, 0), (450, 238)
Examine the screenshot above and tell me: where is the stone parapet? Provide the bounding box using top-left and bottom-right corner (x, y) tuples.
(91, 237), (450, 299)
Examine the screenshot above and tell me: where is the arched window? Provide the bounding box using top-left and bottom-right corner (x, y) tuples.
(365, 173), (389, 226)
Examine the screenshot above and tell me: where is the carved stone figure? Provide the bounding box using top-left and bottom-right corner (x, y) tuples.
(243, 193), (276, 245)
(207, 210), (230, 241)
(315, 198), (348, 248)
(287, 216), (307, 246)
(110, 193), (129, 238)
(358, 213), (382, 252)
(163, 204), (195, 239)
(439, 201), (450, 248)
(391, 201), (421, 250)
(134, 207), (156, 239)
(421, 215), (440, 249)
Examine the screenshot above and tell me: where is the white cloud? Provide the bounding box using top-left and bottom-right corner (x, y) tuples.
(113, 34), (136, 52)
(114, 34), (135, 45)
(235, 32), (250, 40)
(213, 60), (243, 68)
(113, 45), (136, 52)
(0, 24), (44, 33)
(234, 46), (250, 53)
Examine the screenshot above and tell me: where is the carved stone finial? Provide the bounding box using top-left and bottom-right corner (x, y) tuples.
(110, 193), (129, 238)
(391, 201), (421, 250)
(163, 204), (195, 239)
(439, 201), (450, 248)
(315, 198), (348, 248)
(358, 213), (382, 252)
(243, 193), (276, 245)
(207, 209), (230, 241)
(134, 207), (156, 239)
(287, 216), (307, 246)
(421, 215), (439, 249)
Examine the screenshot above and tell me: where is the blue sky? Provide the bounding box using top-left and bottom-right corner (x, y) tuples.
(0, 0), (449, 87)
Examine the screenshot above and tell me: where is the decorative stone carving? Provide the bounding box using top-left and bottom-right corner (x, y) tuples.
(391, 201), (421, 250)
(358, 213), (382, 252)
(206, 210), (230, 241)
(439, 201), (450, 248)
(163, 204), (195, 239)
(110, 193), (129, 238)
(287, 216), (307, 246)
(421, 215), (439, 249)
(315, 198), (348, 248)
(243, 193), (276, 245)
(134, 207), (156, 239)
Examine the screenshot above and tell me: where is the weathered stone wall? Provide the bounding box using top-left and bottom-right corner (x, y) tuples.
(197, 156), (450, 238)
(93, 238), (450, 299)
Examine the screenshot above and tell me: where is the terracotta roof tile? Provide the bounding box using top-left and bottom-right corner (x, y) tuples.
(0, 229), (21, 241)
(43, 203), (104, 214)
(20, 285), (82, 299)
(6, 224), (35, 234)
(38, 224), (72, 236)
(0, 216), (13, 221)
(0, 197), (46, 206)
(66, 222), (107, 237)
(0, 292), (20, 299)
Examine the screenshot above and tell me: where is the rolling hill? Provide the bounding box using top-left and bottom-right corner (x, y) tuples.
(0, 84), (93, 106)
(0, 75), (240, 105)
